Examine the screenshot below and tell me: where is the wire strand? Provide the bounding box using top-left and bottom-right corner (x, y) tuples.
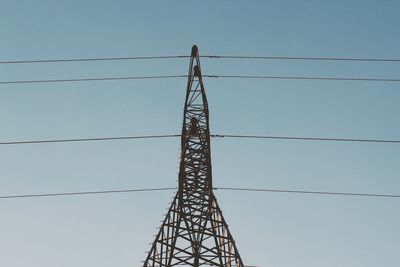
(211, 134), (400, 144)
(0, 56), (189, 64)
(0, 75), (187, 85)
(1, 134), (399, 146)
(1, 55), (400, 64)
(204, 55), (400, 62)
(0, 187), (177, 199)
(214, 187), (400, 198)
(2, 74), (400, 85)
(204, 75), (400, 83)
(0, 187), (398, 200)
(0, 134), (180, 145)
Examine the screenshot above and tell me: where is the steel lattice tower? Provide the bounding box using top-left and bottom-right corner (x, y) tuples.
(143, 46), (244, 267)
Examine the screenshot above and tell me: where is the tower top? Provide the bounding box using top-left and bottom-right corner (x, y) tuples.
(191, 45), (199, 57)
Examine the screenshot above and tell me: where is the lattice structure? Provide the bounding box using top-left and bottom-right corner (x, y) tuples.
(143, 46), (244, 267)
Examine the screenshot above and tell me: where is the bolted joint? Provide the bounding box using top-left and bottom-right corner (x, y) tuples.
(188, 117), (199, 137)
(193, 65), (201, 77)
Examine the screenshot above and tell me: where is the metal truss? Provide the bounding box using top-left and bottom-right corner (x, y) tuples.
(143, 46), (244, 267)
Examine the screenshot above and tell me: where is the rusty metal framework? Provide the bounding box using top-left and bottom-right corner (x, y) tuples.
(143, 46), (244, 267)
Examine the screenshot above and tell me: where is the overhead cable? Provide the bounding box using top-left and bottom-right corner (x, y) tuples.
(214, 187), (400, 198)
(1, 55), (400, 64)
(0, 134), (180, 145)
(204, 74), (400, 83)
(1, 187), (398, 200)
(1, 74), (400, 85)
(0, 75), (187, 85)
(206, 55), (400, 62)
(1, 134), (399, 146)
(0, 56), (189, 64)
(211, 134), (400, 144)
(0, 187), (177, 199)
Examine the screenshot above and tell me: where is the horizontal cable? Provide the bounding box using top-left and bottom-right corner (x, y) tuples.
(0, 56), (189, 64)
(0, 75), (187, 85)
(1, 55), (399, 64)
(0, 187), (177, 199)
(1, 187), (398, 200)
(206, 55), (400, 62)
(214, 187), (400, 198)
(211, 134), (400, 144)
(0, 134), (180, 145)
(1, 134), (399, 146)
(1, 74), (400, 85)
(204, 74), (400, 83)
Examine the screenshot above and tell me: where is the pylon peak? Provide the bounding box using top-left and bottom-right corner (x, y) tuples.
(191, 45), (199, 56)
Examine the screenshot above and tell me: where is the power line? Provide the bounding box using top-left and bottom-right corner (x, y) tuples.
(0, 56), (189, 64)
(1, 55), (400, 64)
(214, 187), (400, 198)
(2, 74), (400, 85)
(1, 134), (399, 146)
(204, 74), (400, 83)
(0, 134), (180, 145)
(206, 55), (400, 62)
(0, 187), (177, 199)
(1, 186), (398, 200)
(0, 75), (187, 85)
(211, 134), (400, 144)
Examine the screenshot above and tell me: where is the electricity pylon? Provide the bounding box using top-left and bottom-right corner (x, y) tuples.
(143, 45), (244, 267)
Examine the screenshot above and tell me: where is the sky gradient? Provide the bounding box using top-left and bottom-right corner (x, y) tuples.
(0, 1), (400, 267)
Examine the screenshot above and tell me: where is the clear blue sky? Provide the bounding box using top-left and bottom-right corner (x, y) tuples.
(0, 1), (399, 266)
